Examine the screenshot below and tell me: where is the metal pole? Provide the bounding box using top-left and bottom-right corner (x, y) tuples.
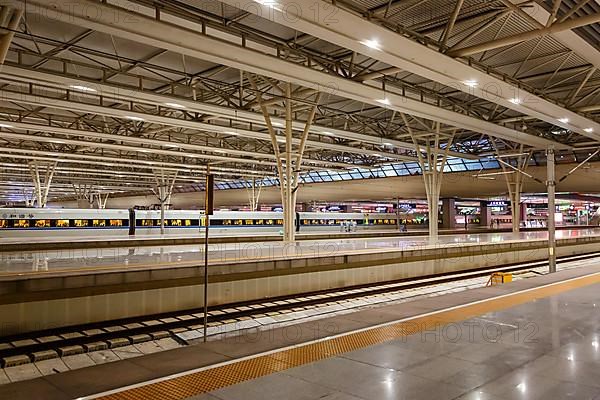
(203, 213), (209, 341)
(547, 147), (557, 273)
(203, 172), (214, 342)
(396, 197), (400, 232)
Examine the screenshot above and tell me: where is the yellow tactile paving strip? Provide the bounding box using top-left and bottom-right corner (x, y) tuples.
(96, 272), (600, 400)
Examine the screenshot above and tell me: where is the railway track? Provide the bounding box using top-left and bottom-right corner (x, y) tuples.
(1, 251), (599, 368)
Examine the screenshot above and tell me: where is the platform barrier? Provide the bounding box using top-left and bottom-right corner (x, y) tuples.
(0, 235), (599, 334)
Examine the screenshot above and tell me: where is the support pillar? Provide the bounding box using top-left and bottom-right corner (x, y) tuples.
(73, 184), (95, 209)
(153, 170), (178, 235)
(402, 115), (454, 239)
(94, 192), (109, 209)
(492, 142), (532, 233)
(441, 198), (457, 229)
(246, 178), (263, 211)
(479, 201), (491, 227)
(547, 147), (556, 273)
(248, 74), (321, 242)
(28, 161), (57, 208)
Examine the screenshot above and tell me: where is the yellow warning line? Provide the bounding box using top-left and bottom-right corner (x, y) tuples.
(91, 271), (600, 400)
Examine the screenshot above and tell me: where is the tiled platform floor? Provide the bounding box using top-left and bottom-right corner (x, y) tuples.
(193, 277), (600, 400)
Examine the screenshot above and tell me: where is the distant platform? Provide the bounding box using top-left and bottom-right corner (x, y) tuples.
(1, 229), (599, 277)
(0, 225), (594, 253)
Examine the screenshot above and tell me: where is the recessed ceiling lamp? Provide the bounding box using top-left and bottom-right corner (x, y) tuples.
(376, 98), (390, 105)
(126, 116), (145, 121)
(165, 102), (186, 109)
(322, 131), (334, 136)
(360, 39), (381, 50)
(584, 128), (594, 133)
(69, 85), (97, 93)
(463, 80), (478, 87)
(0, 123), (14, 128)
(558, 118), (569, 124)
(508, 98), (522, 105)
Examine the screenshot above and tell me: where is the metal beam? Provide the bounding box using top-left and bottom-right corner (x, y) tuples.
(0, 90), (407, 164)
(6, 0), (564, 149)
(448, 13), (600, 57)
(209, 0), (595, 142)
(3, 64), (442, 157)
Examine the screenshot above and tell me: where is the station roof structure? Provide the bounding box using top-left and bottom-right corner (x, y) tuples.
(0, 0), (599, 203)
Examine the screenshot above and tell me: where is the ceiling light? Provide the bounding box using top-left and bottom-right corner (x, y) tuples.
(224, 131), (239, 136)
(377, 98), (390, 105)
(558, 118), (569, 124)
(360, 39), (381, 50)
(508, 98), (522, 105)
(0, 123), (14, 128)
(463, 80), (478, 87)
(584, 128), (594, 133)
(165, 102), (186, 109)
(372, 153), (382, 157)
(272, 122), (284, 127)
(382, 142), (394, 147)
(126, 116), (145, 121)
(256, 0), (277, 5)
(69, 85), (97, 93)
(322, 131), (334, 136)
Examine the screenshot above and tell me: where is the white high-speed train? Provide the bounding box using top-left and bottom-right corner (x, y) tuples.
(0, 208), (412, 237)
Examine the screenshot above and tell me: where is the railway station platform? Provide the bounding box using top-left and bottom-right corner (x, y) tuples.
(2, 255), (600, 399)
(1, 229), (600, 336)
(0, 225), (590, 253)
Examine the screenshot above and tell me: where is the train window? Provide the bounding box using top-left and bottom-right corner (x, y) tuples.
(15, 219), (29, 228)
(265, 219), (274, 225)
(189, 219), (199, 226)
(34, 220), (51, 228)
(222, 220), (232, 225)
(234, 219), (243, 225)
(55, 219), (70, 228)
(245, 219), (253, 225)
(109, 219), (123, 227)
(74, 219), (89, 227)
(276, 219), (283, 225)
(92, 219), (106, 227)
(255, 219), (264, 225)
(184, 219), (191, 227)
(170, 219), (182, 227)
(0, 220), (8, 228)
(139, 219), (153, 227)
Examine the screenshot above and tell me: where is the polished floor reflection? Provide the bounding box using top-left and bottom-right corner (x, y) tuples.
(193, 283), (600, 400)
(1, 229), (599, 275)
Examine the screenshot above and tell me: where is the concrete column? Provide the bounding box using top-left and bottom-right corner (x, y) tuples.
(153, 170), (178, 235)
(547, 147), (556, 273)
(441, 198), (456, 229)
(520, 203), (528, 228)
(29, 161), (57, 208)
(480, 201), (491, 227)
